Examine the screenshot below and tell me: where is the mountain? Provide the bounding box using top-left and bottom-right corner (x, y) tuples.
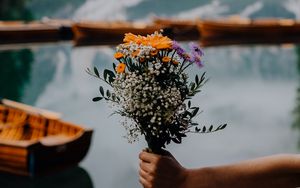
(26, 0), (86, 19)
(24, 0), (298, 21)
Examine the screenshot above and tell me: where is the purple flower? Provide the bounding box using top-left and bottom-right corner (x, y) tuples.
(172, 41), (194, 62)
(189, 42), (204, 56)
(190, 52), (204, 68)
(172, 41), (186, 57)
(172, 40), (180, 50)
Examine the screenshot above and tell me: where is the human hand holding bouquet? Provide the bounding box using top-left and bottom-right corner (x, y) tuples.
(87, 31), (226, 153)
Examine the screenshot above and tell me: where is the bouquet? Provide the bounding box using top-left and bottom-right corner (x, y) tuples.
(88, 31), (226, 153)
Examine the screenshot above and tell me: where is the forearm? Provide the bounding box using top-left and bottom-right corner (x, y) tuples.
(184, 154), (300, 188)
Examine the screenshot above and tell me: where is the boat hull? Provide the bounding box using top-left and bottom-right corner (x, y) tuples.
(29, 130), (93, 176)
(0, 21), (73, 45)
(72, 22), (163, 46)
(199, 19), (300, 46)
(154, 18), (200, 41)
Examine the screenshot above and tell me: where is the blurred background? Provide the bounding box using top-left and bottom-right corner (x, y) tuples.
(0, 0), (300, 187)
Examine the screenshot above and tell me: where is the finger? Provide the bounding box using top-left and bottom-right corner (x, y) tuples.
(140, 160), (155, 173)
(139, 169), (147, 178)
(139, 176), (152, 188)
(139, 169), (154, 181)
(139, 151), (160, 163)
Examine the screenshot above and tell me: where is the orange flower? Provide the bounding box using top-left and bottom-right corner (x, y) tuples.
(149, 36), (172, 49)
(123, 33), (144, 45)
(172, 60), (179, 65)
(142, 33), (172, 49)
(114, 52), (124, 60)
(162, 56), (171, 63)
(123, 32), (172, 50)
(123, 33), (137, 43)
(131, 50), (140, 57)
(116, 63), (126, 73)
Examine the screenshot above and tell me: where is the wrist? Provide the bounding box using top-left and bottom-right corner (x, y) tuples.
(179, 167), (189, 188)
(181, 167), (218, 188)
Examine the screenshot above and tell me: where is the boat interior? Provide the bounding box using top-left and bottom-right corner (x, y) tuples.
(0, 104), (84, 145)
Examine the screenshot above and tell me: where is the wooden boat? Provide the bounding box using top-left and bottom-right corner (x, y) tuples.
(72, 21), (164, 46)
(0, 99), (93, 177)
(0, 20), (73, 45)
(199, 18), (300, 46)
(153, 18), (200, 41)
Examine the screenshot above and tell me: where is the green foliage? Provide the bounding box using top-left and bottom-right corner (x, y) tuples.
(0, 0), (33, 21)
(188, 72), (207, 97)
(0, 49), (33, 101)
(87, 67), (119, 103)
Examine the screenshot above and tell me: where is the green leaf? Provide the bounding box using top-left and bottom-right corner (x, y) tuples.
(188, 101), (191, 108)
(166, 137), (171, 144)
(209, 125), (213, 132)
(104, 69), (115, 83)
(200, 72), (206, 83)
(92, 97), (103, 102)
(186, 111), (192, 117)
(219, 124), (227, 130)
(195, 75), (199, 85)
(178, 133), (187, 137)
(191, 107), (199, 117)
(86, 67), (91, 73)
(172, 137), (181, 144)
(190, 82), (196, 90)
(103, 70), (108, 81)
(112, 93), (116, 101)
(202, 126), (206, 133)
(195, 127), (201, 132)
(106, 90), (111, 98)
(94, 67), (100, 78)
(113, 63), (117, 73)
(99, 86), (104, 96)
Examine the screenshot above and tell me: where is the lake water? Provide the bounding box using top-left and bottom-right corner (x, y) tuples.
(1, 0), (300, 187)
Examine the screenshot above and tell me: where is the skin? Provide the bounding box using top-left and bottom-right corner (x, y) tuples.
(139, 151), (300, 188)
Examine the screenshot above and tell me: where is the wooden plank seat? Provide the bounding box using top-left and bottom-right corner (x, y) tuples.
(0, 105), (7, 123)
(0, 111), (84, 141)
(0, 108), (27, 140)
(47, 119), (83, 137)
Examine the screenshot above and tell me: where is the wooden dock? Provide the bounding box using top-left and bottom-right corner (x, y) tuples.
(0, 18), (300, 47)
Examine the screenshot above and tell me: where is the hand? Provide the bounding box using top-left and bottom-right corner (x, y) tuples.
(139, 150), (187, 188)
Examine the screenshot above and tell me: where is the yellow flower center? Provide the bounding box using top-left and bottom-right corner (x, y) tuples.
(162, 56), (171, 63)
(150, 50), (158, 56)
(140, 57), (146, 63)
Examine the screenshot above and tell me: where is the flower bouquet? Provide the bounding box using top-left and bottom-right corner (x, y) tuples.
(87, 31), (226, 153)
